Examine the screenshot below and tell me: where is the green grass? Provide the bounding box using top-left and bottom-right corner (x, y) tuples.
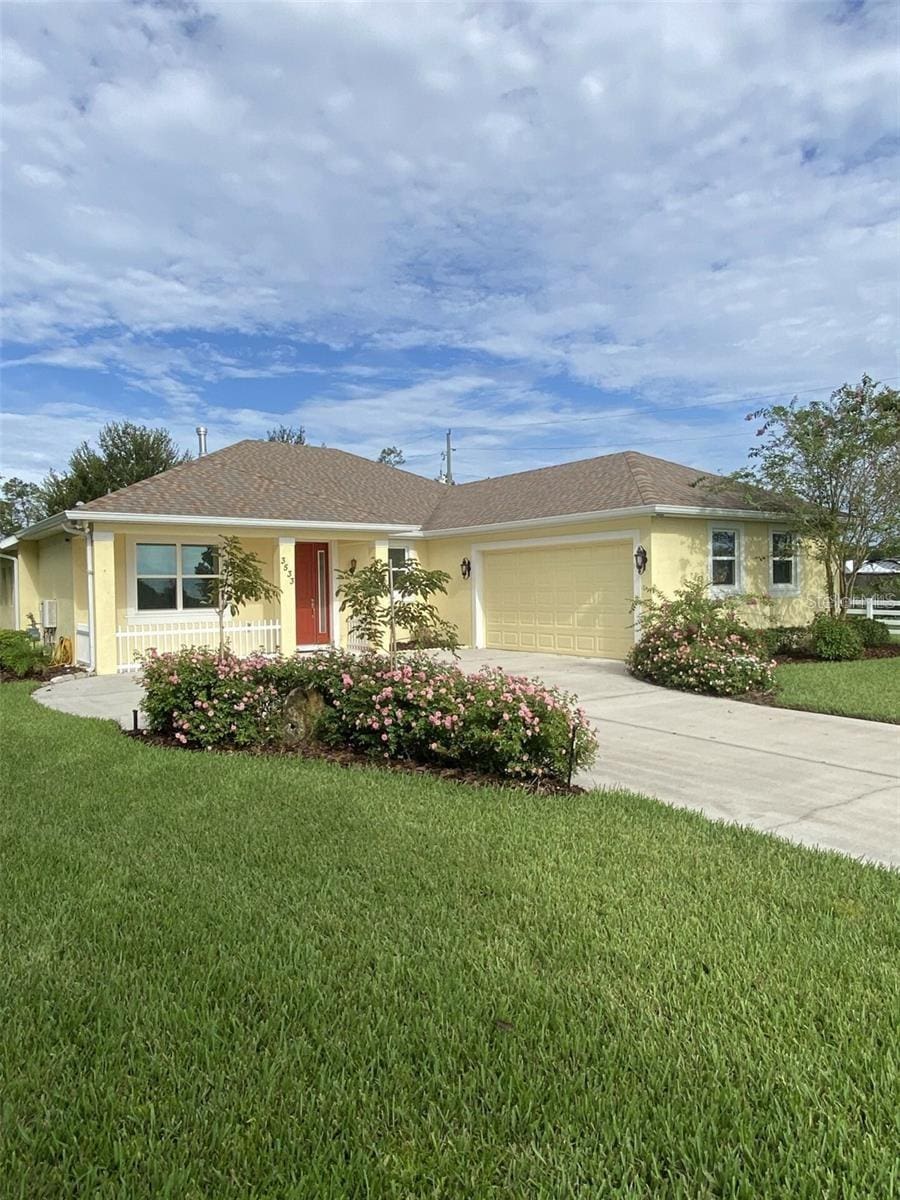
(2, 684), (898, 1198)
(773, 657), (900, 722)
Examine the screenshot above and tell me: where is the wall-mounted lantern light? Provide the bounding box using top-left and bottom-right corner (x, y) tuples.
(633, 545), (648, 575)
(460, 557), (472, 580)
(348, 558), (357, 574)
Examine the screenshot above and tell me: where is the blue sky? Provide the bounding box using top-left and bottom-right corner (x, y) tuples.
(2, 0), (898, 484)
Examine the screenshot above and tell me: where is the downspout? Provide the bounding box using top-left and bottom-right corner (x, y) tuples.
(0, 552), (19, 629)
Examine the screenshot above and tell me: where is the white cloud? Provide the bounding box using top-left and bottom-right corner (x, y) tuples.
(1, 0), (897, 477)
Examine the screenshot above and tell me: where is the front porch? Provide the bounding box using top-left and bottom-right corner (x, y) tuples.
(85, 528), (388, 674)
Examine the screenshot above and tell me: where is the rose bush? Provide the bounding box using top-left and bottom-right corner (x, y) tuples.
(141, 647), (597, 782)
(627, 578), (776, 697)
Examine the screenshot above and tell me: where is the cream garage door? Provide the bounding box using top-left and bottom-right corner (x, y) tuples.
(482, 541), (634, 658)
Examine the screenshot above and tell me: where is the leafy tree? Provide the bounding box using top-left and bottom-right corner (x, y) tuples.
(714, 375), (900, 615)
(336, 558), (458, 663)
(41, 422), (190, 513)
(0, 477), (46, 536)
(377, 446), (405, 467)
(212, 536), (282, 654)
(266, 424), (307, 444)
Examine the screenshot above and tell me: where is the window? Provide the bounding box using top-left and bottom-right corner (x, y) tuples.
(770, 530), (797, 589)
(387, 546), (409, 580)
(710, 528), (739, 589)
(135, 542), (220, 612)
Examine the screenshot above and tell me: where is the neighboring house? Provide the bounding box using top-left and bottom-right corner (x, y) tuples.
(0, 442), (823, 674)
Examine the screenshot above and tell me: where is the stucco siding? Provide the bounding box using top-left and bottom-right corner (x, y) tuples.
(649, 515), (826, 624)
(37, 534), (76, 642)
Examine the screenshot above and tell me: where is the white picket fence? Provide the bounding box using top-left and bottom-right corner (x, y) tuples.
(116, 619), (281, 673)
(845, 596), (900, 634)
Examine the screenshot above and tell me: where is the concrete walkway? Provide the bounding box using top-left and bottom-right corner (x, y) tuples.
(33, 652), (899, 868)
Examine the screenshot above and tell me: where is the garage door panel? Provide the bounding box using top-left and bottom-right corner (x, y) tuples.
(483, 542), (634, 659)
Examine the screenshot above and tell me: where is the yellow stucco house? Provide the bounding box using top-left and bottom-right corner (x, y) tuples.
(0, 442), (822, 674)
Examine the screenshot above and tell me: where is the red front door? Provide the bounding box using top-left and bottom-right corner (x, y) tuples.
(295, 542), (332, 645)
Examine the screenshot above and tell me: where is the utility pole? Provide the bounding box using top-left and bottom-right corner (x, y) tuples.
(444, 429), (454, 486)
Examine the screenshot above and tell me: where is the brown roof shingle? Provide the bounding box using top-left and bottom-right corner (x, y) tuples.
(81, 441), (447, 525)
(78, 442), (764, 530)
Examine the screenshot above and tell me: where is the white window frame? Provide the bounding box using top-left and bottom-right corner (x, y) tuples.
(126, 538), (222, 623)
(387, 541), (417, 595)
(768, 527), (800, 596)
(708, 524), (742, 595)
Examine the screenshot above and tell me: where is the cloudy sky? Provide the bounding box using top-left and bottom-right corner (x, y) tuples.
(2, 0), (897, 485)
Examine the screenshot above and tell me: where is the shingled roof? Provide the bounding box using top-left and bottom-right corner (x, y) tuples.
(79, 441), (447, 526)
(77, 441), (762, 530)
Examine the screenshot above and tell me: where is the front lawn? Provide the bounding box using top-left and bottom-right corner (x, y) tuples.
(773, 657), (900, 722)
(2, 683), (898, 1197)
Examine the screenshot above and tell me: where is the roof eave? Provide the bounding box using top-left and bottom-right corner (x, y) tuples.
(68, 510), (423, 535)
(0, 512), (70, 548)
(421, 502), (785, 538)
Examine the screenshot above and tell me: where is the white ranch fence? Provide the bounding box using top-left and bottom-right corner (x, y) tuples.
(116, 619), (281, 674)
(845, 596), (900, 634)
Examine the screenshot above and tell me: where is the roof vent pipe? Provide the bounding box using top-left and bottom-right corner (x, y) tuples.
(196, 426), (208, 457)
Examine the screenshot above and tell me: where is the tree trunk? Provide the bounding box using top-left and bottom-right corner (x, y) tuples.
(387, 575), (397, 667)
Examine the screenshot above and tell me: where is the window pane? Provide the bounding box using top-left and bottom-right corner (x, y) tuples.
(712, 559), (735, 585)
(712, 530), (735, 556)
(136, 544), (176, 575)
(772, 532), (794, 558)
(182, 578), (219, 609)
(388, 547), (407, 571)
(182, 544), (219, 576)
(773, 560), (793, 585)
(137, 577), (177, 610)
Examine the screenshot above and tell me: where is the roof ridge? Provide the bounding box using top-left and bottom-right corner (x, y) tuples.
(239, 441), (448, 496)
(621, 450), (655, 505)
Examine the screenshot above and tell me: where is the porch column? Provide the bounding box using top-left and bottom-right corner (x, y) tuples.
(16, 542), (40, 629)
(372, 539), (391, 651)
(92, 531), (118, 676)
(277, 538), (296, 653)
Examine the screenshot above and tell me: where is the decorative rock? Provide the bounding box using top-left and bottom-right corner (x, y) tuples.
(282, 687), (326, 747)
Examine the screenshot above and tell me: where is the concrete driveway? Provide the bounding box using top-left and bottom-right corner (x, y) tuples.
(451, 649), (899, 869)
(34, 651), (899, 867)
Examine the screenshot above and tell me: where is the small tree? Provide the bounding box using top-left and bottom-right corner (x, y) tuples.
(705, 375), (900, 615)
(213, 536), (282, 654)
(377, 446), (405, 467)
(336, 558), (458, 662)
(267, 424), (307, 444)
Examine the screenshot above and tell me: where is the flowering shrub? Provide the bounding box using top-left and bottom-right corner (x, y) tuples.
(141, 648), (284, 749)
(627, 578), (776, 697)
(140, 647), (597, 782)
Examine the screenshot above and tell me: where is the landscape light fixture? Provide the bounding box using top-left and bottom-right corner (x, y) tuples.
(633, 545), (648, 575)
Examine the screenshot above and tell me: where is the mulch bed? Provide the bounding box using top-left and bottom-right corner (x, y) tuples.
(122, 729), (585, 796)
(0, 665), (83, 685)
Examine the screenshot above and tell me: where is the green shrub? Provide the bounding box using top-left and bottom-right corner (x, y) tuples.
(848, 615), (891, 647)
(627, 578), (776, 696)
(0, 629), (50, 679)
(141, 647), (598, 783)
(809, 614), (864, 661)
(755, 625), (811, 658)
